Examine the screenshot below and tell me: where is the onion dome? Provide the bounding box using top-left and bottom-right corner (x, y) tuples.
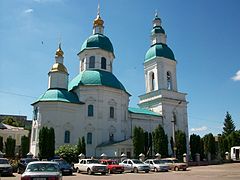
(145, 43), (175, 62)
(80, 34), (114, 54)
(55, 43), (64, 57)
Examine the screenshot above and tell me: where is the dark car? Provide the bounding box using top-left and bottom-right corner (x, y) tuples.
(18, 158), (39, 174)
(0, 158), (13, 176)
(52, 159), (73, 175)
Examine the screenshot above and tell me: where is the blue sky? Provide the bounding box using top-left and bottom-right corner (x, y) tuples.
(0, 0), (240, 137)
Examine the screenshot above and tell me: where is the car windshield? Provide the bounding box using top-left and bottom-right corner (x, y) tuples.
(26, 163), (59, 172)
(153, 160), (165, 164)
(0, 159), (9, 164)
(132, 159), (142, 164)
(107, 161), (118, 165)
(87, 160), (99, 164)
(172, 159), (180, 163)
(26, 159), (39, 163)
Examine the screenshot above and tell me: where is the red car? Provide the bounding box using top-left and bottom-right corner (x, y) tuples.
(99, 159), (124, 174)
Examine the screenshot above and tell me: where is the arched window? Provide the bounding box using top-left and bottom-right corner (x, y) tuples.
(87, 132), (92, 144)
(150, 72), (155, 91)
(89, 56), (95, 68)
(64, 130), (70, 143)
(88, 105), (94, 117)
(101, 57), (106, 69)
(110, 107), (114, 118)
(167, 71), (172, 90)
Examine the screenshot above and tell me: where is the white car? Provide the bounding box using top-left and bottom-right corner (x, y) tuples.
(144, 159), (169, 172)
(74, 159), (107, 175)
(119, 159), (150, 173)
(21, 161), (62, 180)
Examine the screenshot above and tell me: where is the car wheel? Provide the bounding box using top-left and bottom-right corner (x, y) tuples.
(183, 168), (187, 171)
(87, 168), (92, 175)
(154, 167), (158, 172)
(145, 170), (149, 173)
(76, 168), (80, 173)
(174, 166), (179, 171)
(133, 167), (138, 173)
(17, 168), (21, 174)
(102, 172), (106, 175)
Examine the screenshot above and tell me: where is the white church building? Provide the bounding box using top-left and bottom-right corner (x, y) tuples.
(30, 9), (189, 158)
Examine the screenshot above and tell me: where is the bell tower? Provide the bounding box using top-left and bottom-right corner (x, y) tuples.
(138, 12), (189, 156)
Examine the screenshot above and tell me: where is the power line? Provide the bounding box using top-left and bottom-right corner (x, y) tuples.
(0, 90), (37, 99)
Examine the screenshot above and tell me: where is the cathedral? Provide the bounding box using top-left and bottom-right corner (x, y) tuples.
(30, 8), (189, 158)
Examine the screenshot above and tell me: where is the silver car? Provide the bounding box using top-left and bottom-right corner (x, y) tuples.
(119, 159), (150, 173)
(144, 159), (169, 172)
(21, 161), (62, 180)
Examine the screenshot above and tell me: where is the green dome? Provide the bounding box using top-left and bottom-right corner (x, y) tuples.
(68, 70), (128, 93)
(145, 43), (175, 62)
(80, 34), (114, 54)
(32, 88), (81, 105)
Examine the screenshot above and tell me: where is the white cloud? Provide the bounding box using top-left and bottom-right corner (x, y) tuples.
(24, 9), (34, 14)
(232, 70), (240, 81)
(190, 126), (207, 132)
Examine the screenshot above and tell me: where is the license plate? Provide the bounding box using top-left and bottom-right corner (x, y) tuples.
(33, 178), (46, 180)
(63, 170), (70, 172)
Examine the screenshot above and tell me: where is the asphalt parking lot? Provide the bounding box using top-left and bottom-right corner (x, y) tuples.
(1, 163), (240, 180)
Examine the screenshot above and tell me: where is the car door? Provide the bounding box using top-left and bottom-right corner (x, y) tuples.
(127, 160), (133, 171)
(121, 160), (128, 171)
(79, 160), (86, 172)
(149, 160), (154, 171)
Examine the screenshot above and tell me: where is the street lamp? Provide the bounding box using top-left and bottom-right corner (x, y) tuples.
(171, 101), (182, 158)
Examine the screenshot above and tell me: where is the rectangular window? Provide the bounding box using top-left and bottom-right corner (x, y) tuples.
(88, 105), (94, 117)
(110, 107), (114, 118)
(87, 132), (92, 144)
(64, 131), (70, 143)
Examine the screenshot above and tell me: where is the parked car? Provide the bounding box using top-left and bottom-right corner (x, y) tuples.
(99, 159), (124, 174)
(0, 158), (13, 176)
(52, 159), (73, 175)
(74, 159), (107, 175)
(161, 158), (187, 171)
(144, 159), (169, 172)
(119, 159), (150, 173)
(18, 158), (39, 174)
(20, 161), (62, 180)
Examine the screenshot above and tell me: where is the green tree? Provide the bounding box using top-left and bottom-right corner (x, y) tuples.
(55, 145), (78, 164)
(152, 125), (168, 157)
(223, 112), (235, 136)
(203, 133), (216, 160)
(2, 117), (23, 127)
(81, 136), (86, 155)
(39, 127), (55, 159)
(5, 136), (16, 158)
(77, 137), (82, 155)
(175, 130), (187, 160)
(0, 136), (3, 152)
(77, 136), (86, 155)
(133, 126), (145, 158)
(227, 131), (240, 150)
(190, 134), (201, 161)
(21, 135), (30, 157)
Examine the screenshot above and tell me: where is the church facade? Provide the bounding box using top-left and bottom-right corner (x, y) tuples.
(30, 9), (189, 158)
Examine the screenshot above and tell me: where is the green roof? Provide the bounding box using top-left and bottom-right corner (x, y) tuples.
(145, 43), (175, 63)
(32, 88), (81, 105)
(151, 26), (165, 34)
(68, 70), (128, 93)
(128, 107), (161, 117)
(80, 33), (114, 54)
